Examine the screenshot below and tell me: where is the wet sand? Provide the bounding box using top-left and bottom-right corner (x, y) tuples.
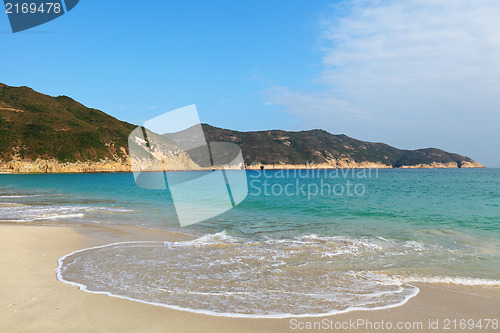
(1, 223), (499, 333)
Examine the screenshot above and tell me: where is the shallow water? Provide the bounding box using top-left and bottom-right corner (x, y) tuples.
(2, 169), (500, 316)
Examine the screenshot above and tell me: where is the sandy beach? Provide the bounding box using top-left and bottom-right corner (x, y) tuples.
(0, 223), (498, 333)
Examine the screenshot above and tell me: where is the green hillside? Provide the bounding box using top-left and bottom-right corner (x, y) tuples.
(0, 83), (135, 163)
(201, 125), (480, 167)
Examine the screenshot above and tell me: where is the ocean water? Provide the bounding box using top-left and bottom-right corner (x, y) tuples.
(1, 169), (499, 317)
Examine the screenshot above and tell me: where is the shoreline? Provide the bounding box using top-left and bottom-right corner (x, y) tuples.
(55, 238), (421, 319)
(0, 165), (489, 175)
(1, 223), (499, 332)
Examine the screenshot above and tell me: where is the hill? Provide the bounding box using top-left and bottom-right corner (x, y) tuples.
(0, 83), (135, 161)
(201, 125), (483, 169)
(0, 83), (484, 172)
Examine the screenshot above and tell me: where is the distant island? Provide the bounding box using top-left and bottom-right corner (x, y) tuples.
(0, 83), (484, 173)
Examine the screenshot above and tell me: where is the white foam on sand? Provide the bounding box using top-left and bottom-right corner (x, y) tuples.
(55, 236), (421, 318)
(55, 232), (500, 318)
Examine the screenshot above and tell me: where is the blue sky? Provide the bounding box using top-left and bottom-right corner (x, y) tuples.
(1, 0), (500, 166)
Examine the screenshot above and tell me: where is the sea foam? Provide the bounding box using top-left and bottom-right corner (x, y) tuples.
(56, 233), (425, 318)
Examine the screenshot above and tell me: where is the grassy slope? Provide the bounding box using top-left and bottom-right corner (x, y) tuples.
(0, 84), (135, 162)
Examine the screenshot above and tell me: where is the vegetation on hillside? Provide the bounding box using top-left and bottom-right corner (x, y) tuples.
(0, 84), (135, 162)
(0, 83), (479, 168)
(201, 124), (477, 167)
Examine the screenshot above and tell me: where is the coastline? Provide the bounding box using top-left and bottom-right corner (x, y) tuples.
(0, 161), (486, 174)
(1, 223), (498, 332)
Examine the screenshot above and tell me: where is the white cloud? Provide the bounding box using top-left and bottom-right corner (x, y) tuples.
(266, 86), (364, 119)
(266, 0), (500, 165)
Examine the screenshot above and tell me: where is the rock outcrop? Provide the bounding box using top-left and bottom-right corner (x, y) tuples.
(0, 158), (130, 173)
(246, 160), (485, 170)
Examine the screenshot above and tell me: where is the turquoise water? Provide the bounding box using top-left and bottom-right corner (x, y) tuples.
(2, 169), (500, 316)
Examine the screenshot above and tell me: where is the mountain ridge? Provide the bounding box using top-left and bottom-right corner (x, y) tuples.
(0, 83), (484, 173)
(200, 124), (483, 169)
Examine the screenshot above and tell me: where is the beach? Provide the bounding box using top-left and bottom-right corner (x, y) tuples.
(1, 223), (499, 333)
(3, 0), (500, 330)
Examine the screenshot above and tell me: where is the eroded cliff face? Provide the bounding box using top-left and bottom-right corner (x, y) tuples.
(458, 161), (485, 168)
(245, 159), (485, 170)
(246, 160), (392, 170)
(0, 156), (485, 174)
(396, 161), (485, 169)
(0, 152), (203, 173)
(0, 158), (131, 173)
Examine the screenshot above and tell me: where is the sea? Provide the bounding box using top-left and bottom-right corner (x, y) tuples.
(1, 168), (499, 318)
